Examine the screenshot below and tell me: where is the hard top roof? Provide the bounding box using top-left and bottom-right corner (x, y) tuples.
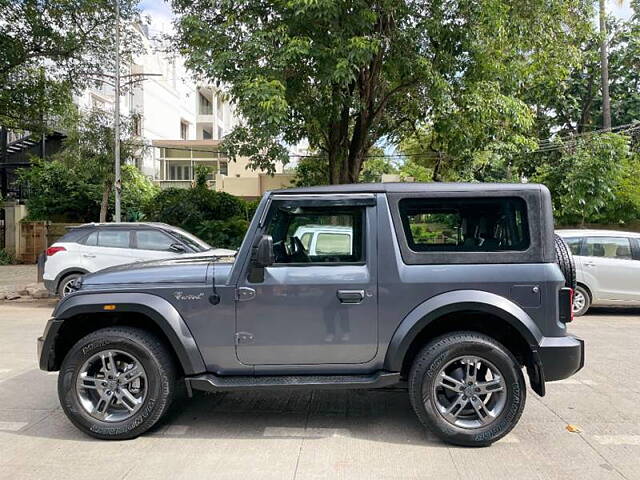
(272, 182), (544, 195)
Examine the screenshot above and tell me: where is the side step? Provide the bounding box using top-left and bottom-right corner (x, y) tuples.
(185, 371), (401, 394)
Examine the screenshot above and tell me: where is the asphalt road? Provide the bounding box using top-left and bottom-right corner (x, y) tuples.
(1, 301), (640, 480)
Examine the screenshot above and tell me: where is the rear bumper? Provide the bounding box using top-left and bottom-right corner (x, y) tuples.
(37, 318), (64, 371)
(43, 279), (56, 295)
(538, 335), (585, 382)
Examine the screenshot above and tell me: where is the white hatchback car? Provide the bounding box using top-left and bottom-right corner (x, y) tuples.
(43, 223), (235, 297)
(556, 229), (640, 316)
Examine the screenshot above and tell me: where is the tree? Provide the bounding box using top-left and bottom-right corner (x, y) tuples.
(54, 107), (141, 222)
(172, 0), (591, 184)
(0, 0), (141, 132)
(533, 133), (638, 225)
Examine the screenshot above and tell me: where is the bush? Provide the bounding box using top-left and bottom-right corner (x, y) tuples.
(194, 217), (250, 249)
(0, 249), (16, 265)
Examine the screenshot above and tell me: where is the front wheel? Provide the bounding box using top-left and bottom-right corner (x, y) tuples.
(58, 326), (176, 440)
(408, 332), (526, 447)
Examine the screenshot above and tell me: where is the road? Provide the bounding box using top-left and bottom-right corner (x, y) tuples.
(1, 301), (640, 480)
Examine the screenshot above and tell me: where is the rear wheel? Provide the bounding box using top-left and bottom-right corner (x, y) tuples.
(58, 273), (83, 298)
(58, 326), (176, 440)
(572, 285), (591, 317)
(408, 332), (526, 447)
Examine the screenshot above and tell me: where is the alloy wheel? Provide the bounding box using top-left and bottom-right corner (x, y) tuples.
(429, 355), (507, 429)
(75, 349), (147, 422)
(572, 289), (586, 314)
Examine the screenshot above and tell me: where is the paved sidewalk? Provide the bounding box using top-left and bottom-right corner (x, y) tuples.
(1, 304), (640, 479)
(0, 265), (37, 288)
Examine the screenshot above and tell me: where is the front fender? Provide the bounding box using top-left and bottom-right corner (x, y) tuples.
(53, 292), (206, 375)
(383, 290), (543, 372)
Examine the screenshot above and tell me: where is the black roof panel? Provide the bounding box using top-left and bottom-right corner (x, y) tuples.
(272, 182), (543, 195)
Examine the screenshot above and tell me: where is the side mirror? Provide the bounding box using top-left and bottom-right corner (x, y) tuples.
(252, 235), (274, 267)
(169, 243), (187, 253)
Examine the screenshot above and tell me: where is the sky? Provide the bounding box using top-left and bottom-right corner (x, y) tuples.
(140, 0), (634, 22)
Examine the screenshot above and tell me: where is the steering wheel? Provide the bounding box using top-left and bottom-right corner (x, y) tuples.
(289, 236), (310, 263)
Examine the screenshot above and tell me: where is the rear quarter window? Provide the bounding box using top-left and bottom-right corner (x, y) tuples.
(399, 197), (530, 252)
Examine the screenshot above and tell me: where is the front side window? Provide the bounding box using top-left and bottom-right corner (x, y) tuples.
(584, 237), (632, 259)
(266, 204), (363, 264)
(563, 237), (583, 256)
(399, 197), (529, 252)
(136, 230), (174, 251)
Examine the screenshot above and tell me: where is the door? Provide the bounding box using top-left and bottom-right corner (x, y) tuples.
(582, 236), (640, 302)
(80, 229), (138, 271)
(235, 197), (378, 365)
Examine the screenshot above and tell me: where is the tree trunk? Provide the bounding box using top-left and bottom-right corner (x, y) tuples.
(599, 0), (611, 130)
(99, 181), (112, 223)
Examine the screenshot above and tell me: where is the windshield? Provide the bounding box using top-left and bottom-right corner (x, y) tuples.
(165, 227), (212, 252)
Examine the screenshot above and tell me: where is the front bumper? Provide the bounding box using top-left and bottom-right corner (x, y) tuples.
(538, 335), (584, 382)
(37, 318), (64, 371)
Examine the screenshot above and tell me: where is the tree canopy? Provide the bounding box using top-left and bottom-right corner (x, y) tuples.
(172, 0), (592, 184)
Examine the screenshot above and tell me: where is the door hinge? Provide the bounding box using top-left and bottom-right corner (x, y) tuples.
(235, 332), (255, 345)
(235, 287), (256, 302)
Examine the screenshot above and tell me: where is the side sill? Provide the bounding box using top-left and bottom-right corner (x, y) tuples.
(185, 371), (401, 394)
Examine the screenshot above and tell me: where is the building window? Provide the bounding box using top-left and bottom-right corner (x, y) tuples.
(202, 128), (212, 140)
(219, 161), (228, 176)
(180, 121), (189, 140)
(199, 92), (212, 115)
(132, 114), (142, 136)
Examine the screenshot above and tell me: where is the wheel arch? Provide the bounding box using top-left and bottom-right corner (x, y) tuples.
(383, 290), (544, 392)
(576, 282), (593, 301)
(54, 268), (90, 294)
(50, 292), (206, 376)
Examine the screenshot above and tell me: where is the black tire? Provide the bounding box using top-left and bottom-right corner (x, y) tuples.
(58, 326), (176, 440)
(408, 332), (526, 447)
(554, 234), (576, 290)
(58, 273), (83, 298)
(573, 285), (591, 317)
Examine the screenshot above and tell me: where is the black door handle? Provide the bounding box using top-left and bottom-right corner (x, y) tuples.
(337, 289), (365, 304)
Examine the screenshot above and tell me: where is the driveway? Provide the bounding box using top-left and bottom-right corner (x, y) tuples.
(1, 303), (639, 479)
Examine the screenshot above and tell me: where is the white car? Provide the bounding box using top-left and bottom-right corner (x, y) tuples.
(557, 229), (640, 316)
(43, 222), (235, 297)
(293, 225), (353, 256)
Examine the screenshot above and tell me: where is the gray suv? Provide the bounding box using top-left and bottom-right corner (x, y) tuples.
(38, 183), (583, 446)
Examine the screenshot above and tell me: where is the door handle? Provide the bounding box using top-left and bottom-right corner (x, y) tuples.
(584, 262), (596, 268)
(82, 254), (96, 258)
(337, 289), (365, 304)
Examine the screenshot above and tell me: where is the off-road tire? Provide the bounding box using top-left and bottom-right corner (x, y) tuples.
(58, 326), (176, 440)
(554, 234), (576, 290)
(408, 332), (526, 447)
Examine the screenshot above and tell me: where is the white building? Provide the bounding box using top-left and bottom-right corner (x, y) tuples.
(74, 24), (291, 199)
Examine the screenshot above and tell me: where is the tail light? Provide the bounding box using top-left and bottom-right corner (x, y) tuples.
(46, 246), (66, 256)
(559, 287), (574, 323)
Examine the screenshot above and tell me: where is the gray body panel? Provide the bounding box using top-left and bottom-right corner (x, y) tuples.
(42, 183), (581, 392)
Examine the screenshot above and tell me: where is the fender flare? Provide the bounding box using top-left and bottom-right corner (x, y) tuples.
(53, 292), (206, 375)
(383, 290), (543, 372)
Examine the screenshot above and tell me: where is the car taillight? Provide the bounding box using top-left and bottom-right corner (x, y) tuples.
(46, 246), (66, 256)
(559, 287), (574, 323)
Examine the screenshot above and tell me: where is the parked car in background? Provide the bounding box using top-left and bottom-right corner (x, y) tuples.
(43, 223), (235, 297)
(556, 230), (640, 316)
(293, 225), (353, 256)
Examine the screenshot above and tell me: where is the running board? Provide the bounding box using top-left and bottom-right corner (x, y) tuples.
(185, 371), (401, 394)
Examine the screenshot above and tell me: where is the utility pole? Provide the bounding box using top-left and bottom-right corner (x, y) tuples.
(599, 0), (612, 131)
(114, 0), (122, 222)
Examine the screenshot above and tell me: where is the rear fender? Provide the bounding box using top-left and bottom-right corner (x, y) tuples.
(383, 290), (543, 372)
